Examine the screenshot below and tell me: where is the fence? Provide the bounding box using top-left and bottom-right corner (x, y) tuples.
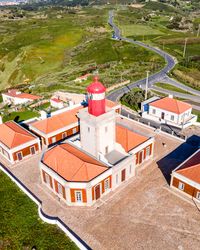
(0, 163), (91, 250)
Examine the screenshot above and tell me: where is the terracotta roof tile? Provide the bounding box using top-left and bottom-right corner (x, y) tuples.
(150, 97), (191, 114)
(116, 125), (148, 152)
(0, 121), (36, 149)
(43, 143), (109, 182)
(176, 150), (200, 184)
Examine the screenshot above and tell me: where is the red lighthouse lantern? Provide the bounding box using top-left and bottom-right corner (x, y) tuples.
(87, 76), (106, 116)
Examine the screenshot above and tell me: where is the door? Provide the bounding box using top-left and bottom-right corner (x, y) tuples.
(121, 169), (126, 182)
(17, 152), (23, 161)
(95, 184), (101, 200)
(161, 112), (165, 119)
(30, 146), (36, 155)
(139, 151), (143, 164)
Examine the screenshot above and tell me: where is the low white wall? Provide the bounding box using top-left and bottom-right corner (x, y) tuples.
(0, 163), (91, 250)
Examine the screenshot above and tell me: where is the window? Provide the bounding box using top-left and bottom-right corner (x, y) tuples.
(129, 165), (132, 174)
(88, 127), (90, 133)
(75, 191), (82, 202)
(196, 192), (200, 200)
(30, 146), (36, 155)
(152, 109), (156, 115)
(57, 182), (63, 195)
(105, 126), (108, 133)
(178, 182), (184, 190)
(45, 173), (51, 187)
(52, 137), (56, 143)
(104, 179), (109, 191)
(146, 146), (150, 157)
(116, 174), (118, 184)
(105, 146), (109, 154)
(171, 115), (174, 121)
(17, 152), (23, 161)
(72, 128), (77, 134)
(62, 132), (67, 139)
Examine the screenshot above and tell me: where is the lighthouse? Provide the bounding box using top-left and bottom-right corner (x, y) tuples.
(87, 76), (106, 117)
(78, 76), (116, 158)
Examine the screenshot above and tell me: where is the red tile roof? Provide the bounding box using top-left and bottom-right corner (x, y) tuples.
(150, 97), (191, 114)
(0, 121), (36, 149)
(31, 106), (82, 134)
(106, 99), (120, 109)
(43, 143), (109, 182)
(51, 98), (62, 103)
(4, 90), (41, 100)
(176, 150), (200, 184)
(116, 125), (148, 152)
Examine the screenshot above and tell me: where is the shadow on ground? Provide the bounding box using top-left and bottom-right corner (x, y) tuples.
(157, 135), (200, 185)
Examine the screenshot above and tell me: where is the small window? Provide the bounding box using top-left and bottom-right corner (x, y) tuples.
(62, 132), (67, 139)
(146, 146), (150, 157)
(105, 126), (108, 133)
(17, 152), (23, 161)
(104, 179), (109, 191)
(196, 192), (200, 200)
(105, 146), (109, 154)
(129, 165), (132, 174)
(72, 128), (77, 134)
(116, 174), (118, 184)
(45, 173), (51, 187)
(75, 191), (82, 202)
(88, 127), (90, 133)
(152, 109), (156, 114)
(30, 146), (36, 155)
(52, 137), (56, 143)
(178, 182), (184, 190)
(171, 115), (174, 121)
(57, 182), (63, 195)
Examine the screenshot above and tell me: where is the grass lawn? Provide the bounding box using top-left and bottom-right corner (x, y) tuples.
(2, 110), (39, 123)
(0, 171), (78, 250)
(192, 109), (200, 122)
(154, 82), (190, 94)
(120, 24), (163, 37)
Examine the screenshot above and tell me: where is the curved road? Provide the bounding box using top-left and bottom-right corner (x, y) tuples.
(107, 10), (200, 102)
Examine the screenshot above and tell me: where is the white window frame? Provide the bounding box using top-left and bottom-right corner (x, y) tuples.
(116, 174), (118, 184)
(152, 109), (156, 115)
(75, 191), (82, 202)
(51, 136), (56, 143)
(104, 178), (110, 192)
(196, 192), (200, 200)
(171, 115), (174, 121)
(57, 182), (63, 195)
(30, 146), (36, 155)
(105, 146), (109, 154)
(129, 164), (132, 174)
(178, 182), (185, 190)
(45, 173), (51, 187)
(72, 128), (77, 134)
(146, 146), (150, 158)
(62, 132), (67, 139)
(17, 151), (23, 161)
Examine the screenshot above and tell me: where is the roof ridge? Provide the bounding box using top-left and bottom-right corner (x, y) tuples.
(70, 162), (86, 181)
(177, 163), (200, 173)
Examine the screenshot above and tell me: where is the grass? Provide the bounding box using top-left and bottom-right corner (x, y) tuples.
(154, 82), (190, 94)
(120, 24), (163, 37)
(0, 171), (78, 250)
(192, 109), (200, 122)
(2, 110), (39, 122)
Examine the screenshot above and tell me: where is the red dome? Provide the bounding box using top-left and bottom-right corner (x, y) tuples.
(87, 76), (106, 94)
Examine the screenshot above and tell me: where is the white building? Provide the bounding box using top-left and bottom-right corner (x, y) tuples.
(2, 89), (41, 105)
(50, 98), (64, 109)
(142, 96), (197, 128)
(39, 77), (154, 206)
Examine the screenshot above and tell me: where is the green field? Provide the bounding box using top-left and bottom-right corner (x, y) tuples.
(2, 110), (39, 123)
(0, 6), (165, 95)
(154, 82), (190, 94)
(121, 24), (163, 37)
(0, 171), (78, 250)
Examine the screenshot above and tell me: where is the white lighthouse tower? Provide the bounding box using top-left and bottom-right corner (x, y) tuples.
(78, 76), (116, 159)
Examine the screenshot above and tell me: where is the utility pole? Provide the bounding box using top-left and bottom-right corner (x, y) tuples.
(145, 71), (150, 100)
(183, 38), (188, 58)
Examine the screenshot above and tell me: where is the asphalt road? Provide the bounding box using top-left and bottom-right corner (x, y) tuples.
(107, 10), (200, 102)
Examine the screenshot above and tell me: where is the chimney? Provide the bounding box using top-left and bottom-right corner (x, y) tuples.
(40, 110), (47, 120)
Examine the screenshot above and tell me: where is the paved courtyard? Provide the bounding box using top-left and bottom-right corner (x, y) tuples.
(1, 120), (200, 250)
